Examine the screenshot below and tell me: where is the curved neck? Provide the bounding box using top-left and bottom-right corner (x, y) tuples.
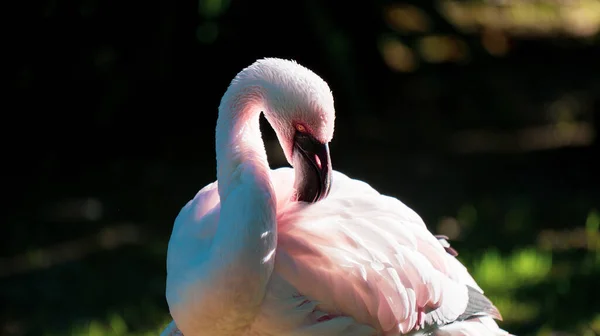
(216, 85), (271, 200)
(204, 83), (277, 331)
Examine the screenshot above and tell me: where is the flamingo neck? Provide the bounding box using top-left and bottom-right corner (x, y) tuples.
(216, 84), (271, 200)
(204, 83), (277, 328)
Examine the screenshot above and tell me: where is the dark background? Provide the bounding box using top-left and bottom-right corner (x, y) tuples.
(4, 0), (600, 335)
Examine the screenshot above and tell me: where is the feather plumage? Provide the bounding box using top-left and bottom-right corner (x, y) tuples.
(166, 168), (510, 335)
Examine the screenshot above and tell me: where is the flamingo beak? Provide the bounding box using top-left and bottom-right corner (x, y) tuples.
(292, 132), (332, 203)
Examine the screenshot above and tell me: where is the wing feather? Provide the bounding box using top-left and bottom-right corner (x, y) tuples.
(166, 168), (506, 335)
(271, 168), (491, 334)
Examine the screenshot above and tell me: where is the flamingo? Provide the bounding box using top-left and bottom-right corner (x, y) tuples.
(161, 58), (511, 336)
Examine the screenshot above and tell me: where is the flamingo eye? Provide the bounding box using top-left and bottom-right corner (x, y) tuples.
(295, 124), (307, 133)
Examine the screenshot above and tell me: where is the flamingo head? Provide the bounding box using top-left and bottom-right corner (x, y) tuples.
(243, 58), (335, 203)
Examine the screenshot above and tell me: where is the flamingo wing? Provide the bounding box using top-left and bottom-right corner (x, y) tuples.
(269, 168), (503, 335)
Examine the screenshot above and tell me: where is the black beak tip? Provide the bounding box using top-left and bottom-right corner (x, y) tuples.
(292, 134), (332, 203)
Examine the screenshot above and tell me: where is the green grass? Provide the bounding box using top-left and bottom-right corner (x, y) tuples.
(45, 314), (171, 336)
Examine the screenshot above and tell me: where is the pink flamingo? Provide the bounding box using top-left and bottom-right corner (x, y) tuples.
(161, 58), (511, 336)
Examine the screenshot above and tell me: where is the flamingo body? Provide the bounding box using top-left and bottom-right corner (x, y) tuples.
(165, 169), (508, 336)
(162, 58), (511, 336)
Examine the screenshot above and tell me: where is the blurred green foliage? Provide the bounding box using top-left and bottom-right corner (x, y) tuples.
(45, 314), (169, 336)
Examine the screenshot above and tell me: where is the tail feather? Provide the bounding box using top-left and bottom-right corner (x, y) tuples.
(457, 285), (502, 321)
(433, 317), (513, 336)
(434, 235), (458, 257)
